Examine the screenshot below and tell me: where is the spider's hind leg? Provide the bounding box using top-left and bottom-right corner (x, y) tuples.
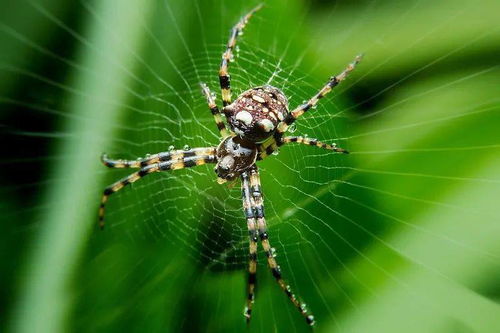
(219, 4), (263, 106)
(276, 54), (363, 135)
(200, 83), (231, 138)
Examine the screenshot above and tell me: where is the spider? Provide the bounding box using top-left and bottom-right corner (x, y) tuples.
(98, 4), (361, 327)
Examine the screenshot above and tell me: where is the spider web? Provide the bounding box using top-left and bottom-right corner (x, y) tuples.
(2, 0), (500, 332)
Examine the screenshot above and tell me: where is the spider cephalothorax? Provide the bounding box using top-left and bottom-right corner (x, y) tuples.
(98, 4), (361, 327)
(224, 85), (289, 142)
(215, 136), (257, 182)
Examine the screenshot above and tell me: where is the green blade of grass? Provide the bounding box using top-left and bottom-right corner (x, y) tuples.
(11, 1), (152, 332)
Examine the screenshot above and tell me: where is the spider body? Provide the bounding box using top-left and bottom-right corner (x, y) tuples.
(224, 85), (289, 142)
(216, 85), (289, 181)
(215, 136), (257, 182)
(98, 5), (361, 327)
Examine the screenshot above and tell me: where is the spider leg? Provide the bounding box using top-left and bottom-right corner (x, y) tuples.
(241, 171), (259, 323)
(98, 150), (216, 229)
(101, 148), (216, 168)
(257, 136), (348, 159)
(219, 4), (263, 106)
(256, 138), (280, 160)
(248, 166), (315, 326)
(281, 136), (348, 153)
(200, 83), (231, 138)
(276, 54), (363, 135)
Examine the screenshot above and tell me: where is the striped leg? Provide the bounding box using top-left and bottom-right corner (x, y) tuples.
(99, 153), (216, 229)
(101, 147), (216, 169)
(276, 54), (363, 135)
(200, 83), (230, 138)
(248, 167), (315, 326)
(281, 136), (348, 153)
(256, 137), (280, 160)
(241, 171), (259, 323)
(256, 135), (348, 160)
(260, 136), (350, 158)
(219, 4), (263, 106)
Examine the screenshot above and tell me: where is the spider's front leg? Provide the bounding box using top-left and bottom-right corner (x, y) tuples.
(219, 4), (263, 106)
(98, 148), (216, 229)
(248, 166), (315, 326)
(101, 147), (216, 168)
(240, 171), (259, 323)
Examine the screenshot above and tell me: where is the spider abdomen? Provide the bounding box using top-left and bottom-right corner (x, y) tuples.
(224, 85), (289, 142)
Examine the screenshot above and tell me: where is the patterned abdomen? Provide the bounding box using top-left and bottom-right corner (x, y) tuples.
(224, 85), (289, 142)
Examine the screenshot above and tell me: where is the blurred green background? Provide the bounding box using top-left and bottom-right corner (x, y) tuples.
(1, 0), (499, 332)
